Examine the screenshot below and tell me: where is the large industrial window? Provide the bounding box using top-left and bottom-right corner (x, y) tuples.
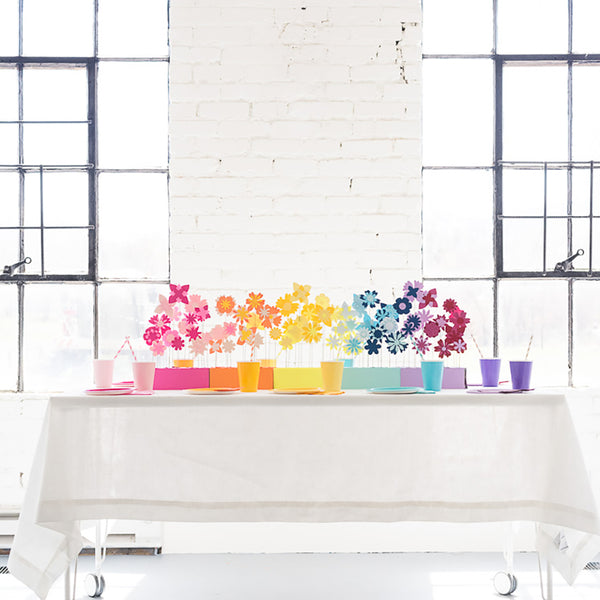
(0, 0), (169, 391)
(422, 0), (600, 386)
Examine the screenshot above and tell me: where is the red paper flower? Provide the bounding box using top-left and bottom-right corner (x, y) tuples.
(171, 335), (185, 351)
(434, 339), (452, 358)
(443, 298), (458, 313)
(423, 321), (440, 338)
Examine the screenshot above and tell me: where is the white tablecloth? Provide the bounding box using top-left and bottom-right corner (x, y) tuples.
(8, 390), (600, 598)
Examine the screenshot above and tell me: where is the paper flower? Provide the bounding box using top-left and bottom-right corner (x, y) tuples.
(364, 338), (381, 355)
(216, 295), (236, 315)
(385, 332), (408, 355)
(222, 339), (236, 353)
(292, 282), (311, 303)
(276, 294), (298, 316)
(343, 335), (362, 355)
(393, 297), (412, 315)
(360, 290), (379, 308)
(168, 284), (189, 304)
(155, 294), (174, 318)
(246, 292), (265, 311)
(403, 280), (424, 301)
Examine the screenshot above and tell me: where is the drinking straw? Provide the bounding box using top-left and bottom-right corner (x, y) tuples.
(114, 336), (137, 361)
(524, 335), (534, 360)
(410, 334), (424, 360)
(470, 334), (483, 358)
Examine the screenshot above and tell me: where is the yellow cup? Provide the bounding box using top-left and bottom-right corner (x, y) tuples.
(320, 361), (344, 393)
(173, 359), (194, 368)
(237, 361), (261, 392)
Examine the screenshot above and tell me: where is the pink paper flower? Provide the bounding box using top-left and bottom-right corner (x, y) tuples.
(186, 326), (200, 340)
(155, 294), (174, 318)
(222, 339), (236, 353)
(143, 326), (161, 345)
(150, 340), (166, 356)
(423, 321), (440, 338)
(171, 336), (185, 351)
(434, 339), (452, 358)
(163, 330), (177, 345)
(419, 288), (438, 309)
(168, 283), (189, 304)
(224, 321), (237, 336)
(184, 312), (198, 325)
(191, 338), (208, 356)
(452, 338), (467, 353)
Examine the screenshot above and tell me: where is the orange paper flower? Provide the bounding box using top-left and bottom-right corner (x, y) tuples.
(216, 295), (236, 315)
(246, 292), (265, 311)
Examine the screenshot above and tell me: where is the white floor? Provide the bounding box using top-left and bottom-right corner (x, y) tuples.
(1, 552), (600, 600)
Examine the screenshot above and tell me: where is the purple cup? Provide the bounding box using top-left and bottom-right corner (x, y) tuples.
(480, 358), (501, 387)
(509, 360), (533, 390)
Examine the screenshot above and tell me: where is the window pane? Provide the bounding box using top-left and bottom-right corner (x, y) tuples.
(98, 173), (169, 279)
(503, 65), (568, 162)
(425, 279), (494, 383)
(0, 172), (20, 226)
(423, 59), (493, 166)
(497, 0), (567, 54)
(45, 172), (89, 227)
(423, 0), (493, 54)
(98, 62), (168, 169)
(0, 285), (18, 391)
(498, 280), (567, 386)
(99, 0), (168, 58)
(573, 281), (600, 385)
(0, 124), (19, 164)
(44, 229), (89, 275)
(570, 167), (598, 216)
(502, 218), (544, 272)
(23, 284), (93, 391)
(423, 170), (493, 277)
(0, 68), (18, 120)
(23, 68), (88, 122)
(545, 218), (569, 272)
(98, 282), (166, 381)
(503, 168), (567, 217)
(0, 2), (18, 55)
(23, 230), (41, 276)
(23, 0), (93, 57)
(0, 231), (21, 274)
(573, 0), (600, 54)
(572, 65), (600, 161)
(571, 218), (592, 271)
(24, 124), (88, 165)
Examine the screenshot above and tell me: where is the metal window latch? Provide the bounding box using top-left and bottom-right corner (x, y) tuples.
(554, 249), (584, 272)
(3, 256), (32, 275)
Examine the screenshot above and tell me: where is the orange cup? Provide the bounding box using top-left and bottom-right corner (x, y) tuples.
(173, 359), (194, 368)
(237, 361), (261, 392)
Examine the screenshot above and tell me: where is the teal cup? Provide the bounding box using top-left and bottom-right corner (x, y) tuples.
(421, 360), (444, 392)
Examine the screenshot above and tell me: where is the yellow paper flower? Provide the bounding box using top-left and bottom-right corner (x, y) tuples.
(326, 334), (342, 350)
(292, 282), (311, 303)
(287, 324), (303, 342)
(279, 335), (294, 350)
(314, 293), (330, 308)
(269, 327), (282, 340)
(246, 313), (263, 330)
(316, 306), (334, 327)
(276, 293), (299, 316)
(302, 322), (322, 344)
(233, 305), (250, 323)
(238, 328), (252, 343)
(301, 303), (319, 322)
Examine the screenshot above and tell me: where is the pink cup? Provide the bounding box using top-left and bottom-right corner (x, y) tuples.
(132, 361), (156, 392)
(93, 359), (114, 388)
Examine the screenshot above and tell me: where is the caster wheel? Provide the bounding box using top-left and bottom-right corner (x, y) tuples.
(509, 574), (518, 594)
(85, 573), (105, 598)
(494, 571), (516, 595)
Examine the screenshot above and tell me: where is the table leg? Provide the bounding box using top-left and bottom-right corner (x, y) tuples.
(64, 562), (71, 600)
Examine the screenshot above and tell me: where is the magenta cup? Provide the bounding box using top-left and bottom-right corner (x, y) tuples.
(509, 360), (533, 390)
(480, 358), (501, 387)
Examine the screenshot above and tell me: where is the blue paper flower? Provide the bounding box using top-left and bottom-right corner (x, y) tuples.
(405, 314), (421, 331)
(385, 332), (408, 355)
(344, 336), (362, 355)
(352, 294), (367, 315)
(393, 296), (412, 315)
(364, 338), (381, 355)
(360, 290), (380, 308)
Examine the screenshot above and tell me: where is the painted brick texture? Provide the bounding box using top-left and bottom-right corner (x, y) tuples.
(169, 0), (422, 300)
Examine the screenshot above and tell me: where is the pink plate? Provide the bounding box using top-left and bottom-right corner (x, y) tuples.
(85, 388), (134, 396)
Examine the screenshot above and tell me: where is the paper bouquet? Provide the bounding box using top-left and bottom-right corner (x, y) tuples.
(143, 281), (469, 362)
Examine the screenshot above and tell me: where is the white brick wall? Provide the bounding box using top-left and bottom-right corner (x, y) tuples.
(169, 0), (422, 300)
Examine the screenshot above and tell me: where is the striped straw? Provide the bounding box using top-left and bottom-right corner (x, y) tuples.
(524, 335), (533, 360)
(470, 334), (483, 358)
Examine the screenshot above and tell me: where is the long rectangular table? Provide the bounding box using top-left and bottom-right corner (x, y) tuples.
(8, 390), (600, 598)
